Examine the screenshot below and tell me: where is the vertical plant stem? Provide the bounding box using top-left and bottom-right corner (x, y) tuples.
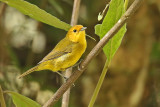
(62, 0), (81, 107)
(62, 68), (72, 107)
(0, 85), (6, 107)
(70, 0), (81, 26)
(88, 60), (109, 107)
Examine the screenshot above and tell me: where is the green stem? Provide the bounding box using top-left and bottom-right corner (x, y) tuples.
(124, 0), (129, 10)
(88, 60), (110, 107)
(0, 85), (6, 107)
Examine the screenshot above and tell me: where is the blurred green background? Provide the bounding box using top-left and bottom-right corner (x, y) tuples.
(0, 0), (160, 107)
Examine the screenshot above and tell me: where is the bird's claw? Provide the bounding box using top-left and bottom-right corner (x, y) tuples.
(63, 76), (75, 87)
(63, 76), (68, 82)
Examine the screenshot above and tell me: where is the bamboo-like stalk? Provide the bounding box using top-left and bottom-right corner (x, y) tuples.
(61, 68), (72, 107)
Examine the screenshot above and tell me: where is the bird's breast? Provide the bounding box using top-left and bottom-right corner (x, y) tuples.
(52, 42), (86, 71)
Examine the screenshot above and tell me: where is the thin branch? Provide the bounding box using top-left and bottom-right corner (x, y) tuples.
(70, 0), (81, 26)
(62, 0), (81, 107)
(43, 0), (143, 106)
(61, 68), (72, 107)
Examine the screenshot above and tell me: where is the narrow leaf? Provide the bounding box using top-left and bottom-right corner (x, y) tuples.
(0, 0), (71, 31)
(5, 91), (41, 107)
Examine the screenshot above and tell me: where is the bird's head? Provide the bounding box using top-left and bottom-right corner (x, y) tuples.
(66, 25), (87, 43)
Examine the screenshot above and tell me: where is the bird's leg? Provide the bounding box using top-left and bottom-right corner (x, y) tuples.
(78, 65), (82, 71)
(77, 59), (83, 71)
(56, 71), (68, 82)
(57, 70), (76, 87)
(73, 59), (83, 68)
(56, 71), (75, 87)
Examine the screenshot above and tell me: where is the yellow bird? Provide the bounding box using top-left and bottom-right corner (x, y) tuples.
(18, 25), (87, 79)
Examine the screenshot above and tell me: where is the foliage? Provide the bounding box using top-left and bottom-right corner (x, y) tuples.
(5, 91), (41, 107)
(89, 0), (126, 106)
(0, 0), (127, 106)
(1, 0), (158, 106)
(0, 0), (71, 31)
(95, 0), (126, 63)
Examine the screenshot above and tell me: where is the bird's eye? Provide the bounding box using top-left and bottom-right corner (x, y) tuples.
(73, 29), (77, 32)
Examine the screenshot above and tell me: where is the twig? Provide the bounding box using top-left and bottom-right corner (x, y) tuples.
(61, 68), (72, 107)
(62, 0), (81, 107)
(43, 0), (143, 106)
(0, 85), (6, 107)
(70, 0), (81, 26)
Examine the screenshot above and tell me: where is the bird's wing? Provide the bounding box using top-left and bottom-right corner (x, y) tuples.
(38, 40), (73, 64)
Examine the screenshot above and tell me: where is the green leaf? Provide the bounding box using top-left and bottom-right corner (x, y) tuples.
(95, 0), (127, 62)
(5, 91), (41, 107)
(95, 24), (101, 36)
(0, 0), (71, 31)
(104, 25), (126, 62)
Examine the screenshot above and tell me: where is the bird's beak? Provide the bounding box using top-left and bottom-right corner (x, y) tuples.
(80, 27), (87, 31)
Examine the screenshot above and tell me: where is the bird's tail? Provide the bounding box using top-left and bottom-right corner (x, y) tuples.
(18, 66), (38, 79)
